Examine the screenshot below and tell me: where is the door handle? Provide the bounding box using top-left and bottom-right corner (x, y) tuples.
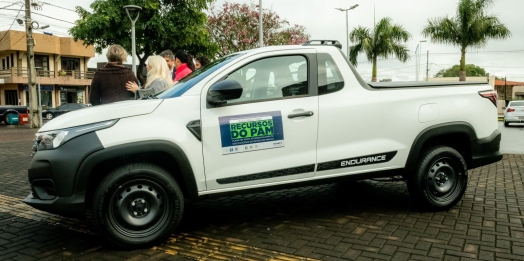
(288, 111), (314, 119)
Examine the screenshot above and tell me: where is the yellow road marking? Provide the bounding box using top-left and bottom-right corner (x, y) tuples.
(0, 194), (320, 261)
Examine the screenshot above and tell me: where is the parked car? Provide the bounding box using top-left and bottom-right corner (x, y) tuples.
(0, 105), (28, 124)
(25, 40), (502, 248)
(503, 100), (524, 127)
(42, 103), (88, 120)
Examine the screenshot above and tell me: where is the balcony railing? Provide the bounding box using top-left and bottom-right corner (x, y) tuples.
(0, 67), (95, 79)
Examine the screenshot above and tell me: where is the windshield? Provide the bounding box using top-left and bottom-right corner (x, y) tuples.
(156, 53), (244, 99)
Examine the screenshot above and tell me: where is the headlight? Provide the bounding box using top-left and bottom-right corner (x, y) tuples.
(32, 119), (118, 154)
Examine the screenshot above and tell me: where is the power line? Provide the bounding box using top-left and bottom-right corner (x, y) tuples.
(9, 31), (24, 45)
(32, 11), (75, 24)
(0, 4), (22, 42)
(42, 2), (75, 12)
(0, 1), (20, 9)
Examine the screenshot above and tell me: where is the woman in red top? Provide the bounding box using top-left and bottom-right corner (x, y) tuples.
(174, 50), (195, 81)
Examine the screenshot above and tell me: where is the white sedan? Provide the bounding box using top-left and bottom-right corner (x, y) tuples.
(504, 100), (524, 126)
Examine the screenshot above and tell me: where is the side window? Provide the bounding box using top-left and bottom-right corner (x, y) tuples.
(318, 53), (344, 95)
(225, 55), (308, 105)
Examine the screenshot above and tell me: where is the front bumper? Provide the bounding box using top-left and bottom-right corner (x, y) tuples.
(23, 191), (86, 218)
(505, 115), (524, 123)
(469, 129), (503, 169)
(23, 132), (103, 218)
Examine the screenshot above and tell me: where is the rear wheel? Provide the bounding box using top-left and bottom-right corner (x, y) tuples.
(504, 120), (509, 127)
(4, 113), (15, 125)
(45, 112), (53, 120)
(92, 163), (184, 248)
(407, 146), (467, 211)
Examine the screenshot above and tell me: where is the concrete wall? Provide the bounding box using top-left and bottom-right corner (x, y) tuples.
(513, 86), (524, 100)
(427, 76), (495, 89)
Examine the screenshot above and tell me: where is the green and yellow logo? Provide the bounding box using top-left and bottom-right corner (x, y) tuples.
(230, 119), (274, 139)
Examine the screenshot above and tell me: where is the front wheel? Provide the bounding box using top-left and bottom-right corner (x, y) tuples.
(504, 121), (509, 127)
(92, 163), (184, 248)
(407, 146), (467, 211)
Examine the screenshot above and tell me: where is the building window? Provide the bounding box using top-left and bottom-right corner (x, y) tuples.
(4, 90), (18, 105)
(61, 57), (80, 78)
(34, 55), (49, 75)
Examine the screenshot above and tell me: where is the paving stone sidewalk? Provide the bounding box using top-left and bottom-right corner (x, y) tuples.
(1, 124), (524, 260)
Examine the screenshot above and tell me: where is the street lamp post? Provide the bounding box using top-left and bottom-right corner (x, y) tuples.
(416, 40), (426, 81)
(259, 0), (263, 47)
(35, 67), (42, 127)
(336, 4), (359, 60)
(123, 5), (142, 76)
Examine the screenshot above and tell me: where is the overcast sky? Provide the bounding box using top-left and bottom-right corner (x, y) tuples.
(1, 0), (523, 81)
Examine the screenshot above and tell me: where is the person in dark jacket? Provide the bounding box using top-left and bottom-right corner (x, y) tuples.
(89, 44), (138, 105)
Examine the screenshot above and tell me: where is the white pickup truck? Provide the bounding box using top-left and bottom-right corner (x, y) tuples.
(24, 40), (502, 248)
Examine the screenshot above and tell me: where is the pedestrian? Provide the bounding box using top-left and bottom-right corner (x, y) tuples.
(159, 49), (176, 80)
(89, 44), (138, 105)
(125, 56), (173, 95)
(174, 50), (195, 81)
(195, 56), (210, 70)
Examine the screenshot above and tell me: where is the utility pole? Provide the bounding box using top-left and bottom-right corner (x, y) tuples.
(24, 0), (40, 128)
(504, 77), (507, 106)
(426, 50), (429, 81)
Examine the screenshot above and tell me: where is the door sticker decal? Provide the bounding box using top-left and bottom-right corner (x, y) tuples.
(219, 111), (284, 155)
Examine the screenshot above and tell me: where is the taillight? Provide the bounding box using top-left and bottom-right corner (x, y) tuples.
(507, 108), (515, 112)
(479, 90), (497, 107)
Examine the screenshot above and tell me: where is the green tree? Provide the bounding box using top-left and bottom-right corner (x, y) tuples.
(435, 64), (487, 77)
(207, 1), (310, 57)
(70, 0), (218, 84)
(422, 0), (510, 81)
(349, 17), (411, 82)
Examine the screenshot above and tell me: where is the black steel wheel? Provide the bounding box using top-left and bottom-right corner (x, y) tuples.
(407, 146), (467, 211)
(92, 163), (184, 248)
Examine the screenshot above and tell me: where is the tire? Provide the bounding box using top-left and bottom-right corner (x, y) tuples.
(407, 146), (467, 211)
(45, 112), (53, 120)
(504, 121), (509, 127)
(4, 113), (17, 125)
(92, 163), (184, 248)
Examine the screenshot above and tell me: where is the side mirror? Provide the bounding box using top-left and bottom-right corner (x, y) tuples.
(207, 79), (243, 106)
(503, 107), (506, 110)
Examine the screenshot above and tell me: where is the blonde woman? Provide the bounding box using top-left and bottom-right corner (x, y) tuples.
(126, 56), (173, 95)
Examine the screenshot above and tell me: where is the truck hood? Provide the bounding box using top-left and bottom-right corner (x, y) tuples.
(39, 100), (163, 132)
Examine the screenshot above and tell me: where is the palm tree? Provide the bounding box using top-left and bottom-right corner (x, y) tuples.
(422, 0), (511, 81)
(349, 17), (411, 82)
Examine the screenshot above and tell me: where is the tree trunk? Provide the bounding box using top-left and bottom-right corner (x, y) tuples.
(459, 47), (466, 81)
(371, 56), (377, 82)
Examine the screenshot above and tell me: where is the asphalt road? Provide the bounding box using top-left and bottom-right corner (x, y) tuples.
(499, 121), (524, 154)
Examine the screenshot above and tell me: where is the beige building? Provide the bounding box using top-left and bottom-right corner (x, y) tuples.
(0, 30), (94, 108)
